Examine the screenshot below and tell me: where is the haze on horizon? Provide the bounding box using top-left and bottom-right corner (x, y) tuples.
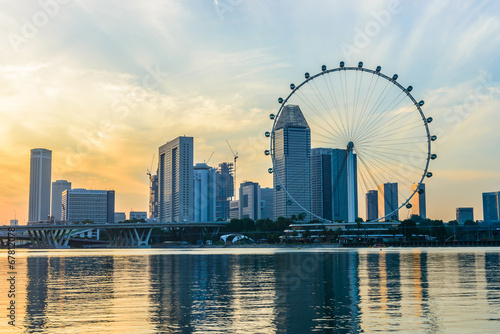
(0, 0), (499, 224)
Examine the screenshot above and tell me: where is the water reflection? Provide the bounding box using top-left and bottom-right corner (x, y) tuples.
(1, 248), (499, 333)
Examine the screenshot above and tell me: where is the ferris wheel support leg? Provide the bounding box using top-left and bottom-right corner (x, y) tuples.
(347, 142), (355, 223)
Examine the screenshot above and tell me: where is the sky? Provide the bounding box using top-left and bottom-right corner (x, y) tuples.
(0, 0), (499, 224)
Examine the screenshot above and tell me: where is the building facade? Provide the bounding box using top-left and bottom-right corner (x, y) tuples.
(239, 181), (261, 220)
(193, 163), (217, 222)
(260, 187), (273, 220)
(229, 200), (239, 220)
(130, 211), (147, 220)
(216, 162), (234, 221)
(149, 173), (159, 219)
(28, 148), (52, 222)
(158, 136), (194, 222)
(51, 180), (71, 221)
(273, 105), (311, 220)
(482, 191), (500, 222)
(62, 189), (115, 224)
(114, 212), (126, 223)
(456, 207), (474, 224)
(366, 190), (378, 221)
(411, 183), (426, 219)
(378, 182), (398, 221)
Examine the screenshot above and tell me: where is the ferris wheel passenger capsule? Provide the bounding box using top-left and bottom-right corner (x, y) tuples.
(419, 100), (425, 106)
(406, 203), (412, 209)
(407, 86), (413, 92)
(376, 66), (381, 72)
(431, 154), (437, 160)
(290, 83), (295, 90)
(305, 72), (310, 79)
(340, 61), (345, 68)
(264, 150), (270, 155)
(265, 131), (270, 137)
(358, 62), (363, 68)
(431, 135), (437, 141)
(418, 188), (425, 194)
(427, 117), (433, 123)
(268, 168), (273, 174)
(321, 65), (327, 71)
(426, 172), (433, 178)
(269, 114), (275, 120)
(392, 74), (398, 80)
(278, 97), (283, 104)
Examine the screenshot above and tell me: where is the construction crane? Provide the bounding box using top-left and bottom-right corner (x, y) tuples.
(146, 153), (156, 185)
(226, 140), (238, 200)
(205, 151), (215, 165)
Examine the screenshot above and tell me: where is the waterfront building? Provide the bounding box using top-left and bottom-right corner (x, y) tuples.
(482, 191), (500, 222)
(273, 105), (311, 220)
(239, 181), (261, 220)
(216, 162), (234, 221)
(28, 148), (52, 222)
(193, 163), (217, 222)
(62, 189), (115, 224)
(158, 136), (194, 223)
(378, 182), (398, 221)
(411, 183), (426, 219)
(229, 200), (239, 220)
(114, 212), (126, 222)
(51, 180), (71, 221)
(130, 211), (147, 220)
(311, 148), (358, 221)
(260, 187), (273, 220)
(366, 190), (378, 221)
(456, 207), (474, 224)
(149, 173), (159, 219)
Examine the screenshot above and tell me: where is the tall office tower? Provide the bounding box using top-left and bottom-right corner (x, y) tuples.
(411, 183), (426, 219)
(158, 136), (194, 223)
(51, 180), (71, 221)
(29, 148), (52, 222)
(239, 181), (261, 220)
(456, 207), (474, 224)
(229, 200), (239, 219)
(193, 163), (217, 222)
(378, 182), (399, 221)
(260, 187), (274, 220)
(62, 189), (115, 224)
(273, 105), (311, 220)
(482, 191), (500, 222)
(149, 173), (159, 219)
(216, 162), (234, 220)
(311, 148), (358, 221)
(366, 190), (378, 221)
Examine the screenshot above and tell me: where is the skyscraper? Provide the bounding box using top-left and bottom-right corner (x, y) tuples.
(216, 162), (234, 221)
(311, 148), (358, 221)
(193, 163), (216, 222)
(482, 191), (500, 222)
(273, 105), (311, 220)
(149, 172), (159, 219)
(456, 207), (474, 224)
(29, 148), (52, 222)
(366, 190), (378, 221)
(158, 136), (194, 222)
(239, 181), (261, 220)
(260, 187), (273, 220)
(378, 182), (398, 221)
(62, 189), (115, 224)
(51, 180), (71, 221)
(411, 183), (426, 219)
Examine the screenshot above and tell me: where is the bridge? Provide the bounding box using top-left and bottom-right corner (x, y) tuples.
(0, 222), (226, 248)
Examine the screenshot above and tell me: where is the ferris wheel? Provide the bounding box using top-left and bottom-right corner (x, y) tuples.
(266, 61), (436, 222)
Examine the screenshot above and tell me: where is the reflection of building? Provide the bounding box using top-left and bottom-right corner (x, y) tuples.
(216, 162), (234, 221)
(366, 190), (378, 221)
(130, 211), (147, 220)
(273, 105), (311, 220)
(411, 183), (426, 219)
(230, 200), (239, 219)
(51, 180), (71, 221)
(239, 181), (261, 220)
(260, 187), (273, 220)
(193, 163), (216, 222)
(158, 136), (194, 223)
(482, 191), (500, 223)
(149, 173), (159, 219)
(311, 148), (358, 221)
(456, 207), (474, 224)
(378, 182), (398, 221)
(29, 148), (52, 222)
(62, 189), (115, 224)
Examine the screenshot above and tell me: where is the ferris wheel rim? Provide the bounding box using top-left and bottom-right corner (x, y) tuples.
(269, 63), (433, 223)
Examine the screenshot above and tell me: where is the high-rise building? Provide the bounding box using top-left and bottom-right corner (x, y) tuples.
(51, 180), (71, 221)
(273, 105), (311, 220)
(216, 162), (234, 221)
(411, 183), (426, 219)
(239, 181), (261, 220)
(28, 148), (52, 222)
(229, 200), (239, 220)
(366, 190), (378, 221)
(62, 189), (115, 224)
(193, 163), (216, 222)
(311, 148), (358, 221)
(482, 191), (500, 222)
(456, 207), (474, 224)
(158, 136), (194, 223)
(130, 211), (147, 220)
(149, 173), (159, 219)
(378, 182), (398, 221)
(260, 187), (273, 220)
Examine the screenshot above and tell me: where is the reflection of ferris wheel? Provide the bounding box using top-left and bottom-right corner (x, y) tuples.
(266, 62), (437, 222)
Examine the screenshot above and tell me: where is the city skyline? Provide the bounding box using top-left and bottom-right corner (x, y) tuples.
(1, 1), (500, 223)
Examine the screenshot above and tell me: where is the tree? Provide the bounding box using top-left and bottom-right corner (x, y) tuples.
(400, 219), (417, 241)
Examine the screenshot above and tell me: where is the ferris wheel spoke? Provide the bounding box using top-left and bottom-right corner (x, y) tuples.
(322, 74), (348, 137)
(359, 148), (425, 173)
(352, 73), (377, 137)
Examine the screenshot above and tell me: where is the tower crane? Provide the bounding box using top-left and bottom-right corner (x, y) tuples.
(226, 140), (238, 200)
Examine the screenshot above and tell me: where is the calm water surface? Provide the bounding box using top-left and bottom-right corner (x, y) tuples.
(1, 247), (499, 333)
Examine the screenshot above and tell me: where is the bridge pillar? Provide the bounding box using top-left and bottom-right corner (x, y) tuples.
(28, 229), (72, 248)
(106, 227), (152, 247)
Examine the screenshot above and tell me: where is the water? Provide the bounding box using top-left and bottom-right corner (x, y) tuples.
(1, 247), (499, 333)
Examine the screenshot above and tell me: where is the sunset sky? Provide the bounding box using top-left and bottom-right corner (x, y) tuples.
(1, 0), (499, 223)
